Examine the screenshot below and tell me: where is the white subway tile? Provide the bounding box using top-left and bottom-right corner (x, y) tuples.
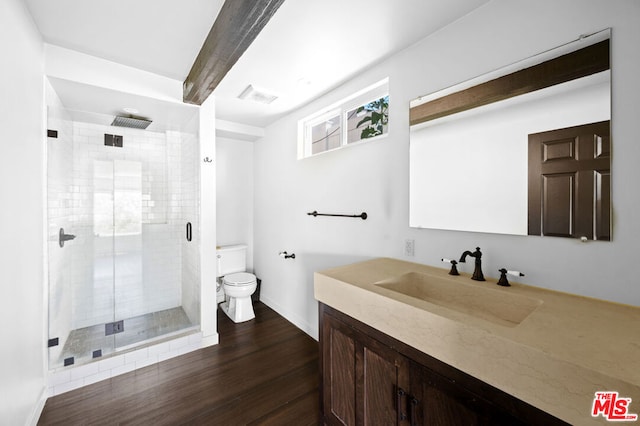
(178, 342), (201, 356)
(135, 354), (159, 370)
(83, 370), (112, 386)
(110, 362), (136, 378)
(169, 335), (190, 351)
(147, 341), (171, 356)
(53, 378), (85, 396)
(98, 355), (125, 372)
(188, 333), (203, 345)
(48, 370), (71, 386)
(70, 362), (100, 382)
(158, 348), (182, 363)
(124, 348), (149, 365)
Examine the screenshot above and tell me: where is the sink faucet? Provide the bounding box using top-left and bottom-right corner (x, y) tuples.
(459, 247), (485, 281)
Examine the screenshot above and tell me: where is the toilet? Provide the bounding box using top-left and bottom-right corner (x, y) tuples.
(216, 244), (257, 323)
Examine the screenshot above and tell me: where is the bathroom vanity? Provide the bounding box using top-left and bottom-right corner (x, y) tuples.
(314, 258), (640, 425)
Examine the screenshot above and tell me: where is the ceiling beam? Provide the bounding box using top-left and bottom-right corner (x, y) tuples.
(410, 39), (609, 126)
(183, 0), (285, 105)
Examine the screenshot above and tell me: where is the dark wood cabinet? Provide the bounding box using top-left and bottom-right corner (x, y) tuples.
(321, 309), (410, 425)
(319, 303), (567, 425)
(409, 362), (526, 426)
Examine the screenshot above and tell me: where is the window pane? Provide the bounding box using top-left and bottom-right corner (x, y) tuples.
(114, 160), (142, 235)
(311, 114), (341, 155)
(93, 160), (142, 237)
(347, 95), (389, 144)
(93, 160), (114, 237)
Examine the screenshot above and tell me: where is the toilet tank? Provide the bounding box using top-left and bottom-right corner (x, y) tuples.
(216, 244), (247, 276)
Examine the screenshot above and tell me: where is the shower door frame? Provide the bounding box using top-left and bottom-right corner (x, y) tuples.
(46, 115), (191, 369)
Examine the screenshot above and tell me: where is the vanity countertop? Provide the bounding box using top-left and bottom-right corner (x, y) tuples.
(314, 257), (640, 425)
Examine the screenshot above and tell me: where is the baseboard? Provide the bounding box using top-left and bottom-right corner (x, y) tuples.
(259, 296), (318, 340)
(27, 385), (48, 426)
(200, 332), (219, 347)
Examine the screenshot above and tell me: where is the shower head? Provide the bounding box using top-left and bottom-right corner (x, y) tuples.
(111, 115), (152, 130)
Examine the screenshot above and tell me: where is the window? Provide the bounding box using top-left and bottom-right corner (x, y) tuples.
(299, 79), (389, 158)
(93, 159), (142, 237)
(347, 95), (389, 144)
(309, 110), (342, 155)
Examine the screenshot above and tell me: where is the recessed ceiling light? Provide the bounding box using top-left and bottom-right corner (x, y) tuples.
(238, 85), (278, 104)
(123, 107), (139, 114)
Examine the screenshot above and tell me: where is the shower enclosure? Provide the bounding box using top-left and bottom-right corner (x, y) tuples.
(47, 105), (201, 369)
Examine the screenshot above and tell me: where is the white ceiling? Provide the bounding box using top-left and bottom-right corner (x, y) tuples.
(46, 77), (200, 133)
(25, 0), (489, 129)
(24, 0), (224, 80)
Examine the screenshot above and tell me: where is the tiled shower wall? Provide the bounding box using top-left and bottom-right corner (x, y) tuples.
(68, 122), (182, 328)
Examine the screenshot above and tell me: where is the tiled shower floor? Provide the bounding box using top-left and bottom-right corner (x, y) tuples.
(59, 307), (194, 367)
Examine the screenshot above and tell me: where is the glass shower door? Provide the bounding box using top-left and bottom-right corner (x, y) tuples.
(48, 157), (144, 367)
(46, 121), (118, 368)
(111, 160), (146, 349)
(47, 111), (199, 370)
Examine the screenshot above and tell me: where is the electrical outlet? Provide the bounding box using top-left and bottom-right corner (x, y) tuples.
(404, 239), (415, 257)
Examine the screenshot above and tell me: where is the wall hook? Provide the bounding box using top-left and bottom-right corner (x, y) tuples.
(203, 157), (213, 163)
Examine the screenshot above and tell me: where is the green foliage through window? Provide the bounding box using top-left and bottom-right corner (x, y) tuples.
(356, 96), (389, 139)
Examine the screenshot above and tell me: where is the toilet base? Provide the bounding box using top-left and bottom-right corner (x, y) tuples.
(220, 296), (255, 323)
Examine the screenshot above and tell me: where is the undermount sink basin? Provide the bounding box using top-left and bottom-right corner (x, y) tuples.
(375, 272), (542, 327)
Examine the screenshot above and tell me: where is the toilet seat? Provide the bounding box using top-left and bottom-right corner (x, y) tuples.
(224, 272), (256, 287)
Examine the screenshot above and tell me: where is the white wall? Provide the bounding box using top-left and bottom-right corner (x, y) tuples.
(199, 96), (218, 345)
(0, 0), (46, 423)
(254, 0), (640, 339)
(216, 138), (254, 271)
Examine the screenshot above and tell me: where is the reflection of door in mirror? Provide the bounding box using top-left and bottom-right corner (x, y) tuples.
(408, 28), (611, 238)
(528, 121), (610, 240)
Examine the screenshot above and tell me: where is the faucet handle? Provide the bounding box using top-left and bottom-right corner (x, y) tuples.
(441, 258), (459, 276)
(497, 268), (525, 287)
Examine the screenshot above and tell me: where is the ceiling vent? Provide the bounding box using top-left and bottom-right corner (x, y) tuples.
(238, 84), (278, 104)
(111, 115), (152, 130)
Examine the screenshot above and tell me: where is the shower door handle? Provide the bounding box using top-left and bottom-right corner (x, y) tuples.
(59, 228), (76, 247)
(186, 222), (192, 242)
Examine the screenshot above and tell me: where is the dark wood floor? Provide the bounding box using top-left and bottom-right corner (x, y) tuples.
(39, 303), (320, 425)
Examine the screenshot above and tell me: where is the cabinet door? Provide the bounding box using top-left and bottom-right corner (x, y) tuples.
(411, 363), (524, 426)
(359, 333), (411, 425)
(322, 313), (357, 426)
(321, 312), (411, 425)
(320, 304), (568, 426)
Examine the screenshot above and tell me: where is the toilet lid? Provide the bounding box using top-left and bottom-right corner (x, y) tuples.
(224, 272), (256, 286)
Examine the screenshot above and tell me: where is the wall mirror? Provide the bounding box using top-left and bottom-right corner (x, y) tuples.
(409, 29), (611, 240)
